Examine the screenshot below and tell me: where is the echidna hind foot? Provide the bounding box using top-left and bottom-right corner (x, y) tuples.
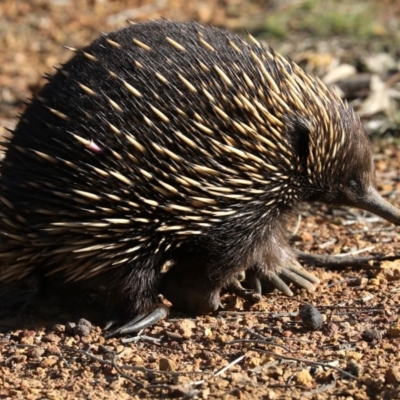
(245, 257), (321, 298)
(160, 231), (321, 314)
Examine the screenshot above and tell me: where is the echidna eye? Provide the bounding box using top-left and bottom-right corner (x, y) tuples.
(347, 179), (361, 193)
(348, 179), (357, 187)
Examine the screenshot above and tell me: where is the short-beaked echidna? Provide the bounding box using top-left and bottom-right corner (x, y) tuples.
(1, 20), (400, 335)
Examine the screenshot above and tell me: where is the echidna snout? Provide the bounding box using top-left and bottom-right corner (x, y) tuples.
(0, 20), (399, 336)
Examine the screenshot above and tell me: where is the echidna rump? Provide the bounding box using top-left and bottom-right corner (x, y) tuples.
(1, 20), (399, 336)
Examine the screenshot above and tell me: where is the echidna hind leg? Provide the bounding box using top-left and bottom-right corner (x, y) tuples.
(246, 258), (320, 297)
(266, 260), (320, 296)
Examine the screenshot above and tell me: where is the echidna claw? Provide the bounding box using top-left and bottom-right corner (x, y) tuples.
(279, 269), (316, 292)
(287, 261), (320, 284)
(228, 278), (263, 302)
(103, 320), (117, 331)
(240, 260), (320, 301)
(104, 305), (169, 338)
(269, 260), (320, 295)
(267, 274), (294, 296)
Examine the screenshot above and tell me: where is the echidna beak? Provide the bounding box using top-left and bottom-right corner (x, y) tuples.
(352, 186), (400, 225)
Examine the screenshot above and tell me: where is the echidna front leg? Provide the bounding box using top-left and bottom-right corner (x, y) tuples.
(160, 261), (223, 315)
(104, 306), (168, 338)
(105, 248), (224, 336)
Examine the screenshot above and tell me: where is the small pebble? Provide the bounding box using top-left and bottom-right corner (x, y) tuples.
(322, 321), (339, 336)
(66, 319), (92, 336)
(159, 357), (176, 371)
(387, 324), (400, 338)
(299, 304), (323, 331)
(42, 333), (61, 343)
(346, 359), (363, 377)
(73, 324), (91, 337)
(294, 369), (314, 387)
(40, 356), (58, 368)
(46, 344), (61, 355)
(28, 347), (45, 359)
(51, 324), (65, 333)
(385, 366), (400, 384)
(361, 329), (382, 342)
(0, 334), (10, 344)
(65, 322), (76, 334)
(77, 318), (92, 329)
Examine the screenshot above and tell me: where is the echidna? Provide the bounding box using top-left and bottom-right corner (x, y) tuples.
(1, 20), (399, 336)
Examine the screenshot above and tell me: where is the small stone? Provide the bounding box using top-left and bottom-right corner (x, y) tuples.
(204, 327), (213, 338)
(102, 363), (115, 376)
(159, 357), (176, 371)
(361, 329), (382, 342)
(72, 318), (93, 337)
(42, 333), (61, 343)
(20, 330), (36, 338)
(299, 304), (323, 331)
(28, 347), (45, 359)
(98, 345), (114, 354)
(19, 336), (35, 345)
(46, 344), (61, 355)
(130, 354), (144, 365)
(295, 369), (314, 387)
(73, 324), (91, 337)
(13, 355), (27, 363)
(0, 334), (10, 344)
(77, 318), (92, 329)
(51, 324), (65, 333)
(65, 322), (76, 334)
(116, 345), (125, 353)
(385, 366), (400, 384)
(166, 331), (184, 341)
(301, 231), (314, 242)
(40, 356), (58, 368)
(348, 277), (363, 287)
(176, 319), (196, 339)
(346, 351), (363, 361)
(322, 321), (339, 336)
(63, 336), (77, 346)
(387, 324), (400, 339)
(246, 351), (261, 368)
(19, 330), (36, 344)
(109, 378), (123, 391)
(346, 360), (363, 377)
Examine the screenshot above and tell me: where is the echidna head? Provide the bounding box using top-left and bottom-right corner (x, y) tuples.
(302, 104), (400, 225)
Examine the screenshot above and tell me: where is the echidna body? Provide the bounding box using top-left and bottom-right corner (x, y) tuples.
(1, 21), (399, 328)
